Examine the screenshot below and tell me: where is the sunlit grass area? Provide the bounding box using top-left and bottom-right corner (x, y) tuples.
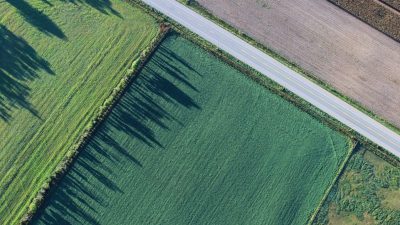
(0, 1), (158, 224)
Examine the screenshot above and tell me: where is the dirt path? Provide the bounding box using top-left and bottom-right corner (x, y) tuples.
(197, 0), (400, 128)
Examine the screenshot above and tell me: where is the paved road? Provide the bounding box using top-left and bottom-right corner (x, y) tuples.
(142, 0), (400, 158)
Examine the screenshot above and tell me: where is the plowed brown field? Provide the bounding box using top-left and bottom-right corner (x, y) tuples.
(196, 0), (400, 128)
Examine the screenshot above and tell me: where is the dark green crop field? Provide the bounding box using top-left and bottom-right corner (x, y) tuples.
(33, 34), (351, 225)
(0, 1), (158, 224)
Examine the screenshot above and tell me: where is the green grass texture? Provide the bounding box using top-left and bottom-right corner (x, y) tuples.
(32, 34), (350, 225)
(0, 1), (158, 224)
(313, 149), (400, 225)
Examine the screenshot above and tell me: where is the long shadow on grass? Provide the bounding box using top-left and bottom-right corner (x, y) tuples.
(61, 0), (122, 18)
(5, 0), (121, 39)
(0, 25), (54, 121)
(32, 41), (202, 225)
(5, 0), (66, 39)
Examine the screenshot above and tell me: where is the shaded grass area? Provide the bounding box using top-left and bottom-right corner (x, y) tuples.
(33, 34), (350, 225)
(60, 0), (122, 17)
(0, 1), (158, 224)
(313, 148), (400, 225)
(0, 24), (53, 120)
(5, 0), (66, 39)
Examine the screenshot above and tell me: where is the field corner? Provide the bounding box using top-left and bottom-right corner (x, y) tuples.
(307, 139), (359, 225)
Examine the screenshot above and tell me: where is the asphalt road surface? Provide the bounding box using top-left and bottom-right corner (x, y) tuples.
(142, 0), (400, 158)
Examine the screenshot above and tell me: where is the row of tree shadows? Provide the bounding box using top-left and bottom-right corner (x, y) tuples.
(0, 25), (51, 121)
(32, 41), (203, 224)
(5, 0), (121, 39)
(0, 0), (121, 122)
(6, 0), (120, 39)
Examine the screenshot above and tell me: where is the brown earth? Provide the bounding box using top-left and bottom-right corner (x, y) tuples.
(330, 0), (400, 42)
(196, 0), (400, 128)
(381, 0), (400, 12)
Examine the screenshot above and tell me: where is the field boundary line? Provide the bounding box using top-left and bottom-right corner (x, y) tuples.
(131, 2), (400, 222)
(178, 0), (400, 137)
(137, 0), (400, 167)
(129, 0), (352, 136)
(307, 140), (358, 225)
(20, 25), (169, 225)
(328, 0), (400, 42)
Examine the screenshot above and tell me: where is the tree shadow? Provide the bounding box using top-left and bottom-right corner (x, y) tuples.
(61, 0), (122, 18)
(0, 25), (54, 121)
(31, 38), (202, 224)
(5, 0), (123, 40)
(39, 0), (54, 6)
(5, 0), (66, 39)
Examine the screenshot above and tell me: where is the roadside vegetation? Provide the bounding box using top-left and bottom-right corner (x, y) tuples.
(178, 0), (400, 139)
(0, 1), (158, 224)
(32, 34), (351, 225)
(313, 146), (400, 225)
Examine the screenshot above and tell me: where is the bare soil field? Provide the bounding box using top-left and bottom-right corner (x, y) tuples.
(330, 0), (400, 42)
(196, 0), (400, 128)
(381, 0), (400, 11)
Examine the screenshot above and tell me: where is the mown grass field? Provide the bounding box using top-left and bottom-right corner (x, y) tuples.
(313, 148), (400, 225)
(33, 34), (350, 225)
(0, 1), (158, 224)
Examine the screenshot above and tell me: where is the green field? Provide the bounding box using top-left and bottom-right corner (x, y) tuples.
(313, 148), (400, 225)
(0, 1), (158, 224)
(33, 34), (350, 225)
